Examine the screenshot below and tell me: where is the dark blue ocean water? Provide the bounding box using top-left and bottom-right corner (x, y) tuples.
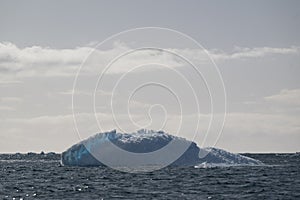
(0, 153), (299, 199)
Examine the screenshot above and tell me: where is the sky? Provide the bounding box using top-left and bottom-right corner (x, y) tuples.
(0, 0), (299, 153)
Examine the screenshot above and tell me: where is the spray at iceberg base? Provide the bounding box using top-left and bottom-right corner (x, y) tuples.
(61, 129), (263, 171)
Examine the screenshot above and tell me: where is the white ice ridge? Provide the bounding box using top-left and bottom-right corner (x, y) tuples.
(61, 129), (263, 167)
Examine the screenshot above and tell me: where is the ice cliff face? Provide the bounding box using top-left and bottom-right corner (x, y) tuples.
(61, 129), (262, 167)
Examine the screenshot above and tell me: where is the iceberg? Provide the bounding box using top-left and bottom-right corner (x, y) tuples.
(61, 129), (263, 167)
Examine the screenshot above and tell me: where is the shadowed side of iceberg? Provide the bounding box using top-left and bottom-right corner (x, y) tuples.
(61, 130), (201, 167)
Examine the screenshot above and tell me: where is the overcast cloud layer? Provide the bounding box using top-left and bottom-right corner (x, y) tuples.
(0, 0), (299, 153)
(1, 42), (299, 153)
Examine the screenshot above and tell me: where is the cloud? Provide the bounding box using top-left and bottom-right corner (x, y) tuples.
(170, 46), (300, 63)
(0, 97), (22, 111)
(0, 42), (92, 77)
(0, 42), (182, 78)
(60, 89), (114, 96)
(0, 106), (15, 111)
(264, 89), (300, 107)
(0, 80), (22, 86)
(210, 46), (300, 60)
(0, 97), (22, 103)
(0, 42), (299, 80)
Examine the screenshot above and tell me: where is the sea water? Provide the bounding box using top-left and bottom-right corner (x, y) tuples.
(0, 153), (299, 199)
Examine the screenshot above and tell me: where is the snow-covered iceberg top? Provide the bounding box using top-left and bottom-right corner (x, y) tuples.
(61, 129), (263, 168)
